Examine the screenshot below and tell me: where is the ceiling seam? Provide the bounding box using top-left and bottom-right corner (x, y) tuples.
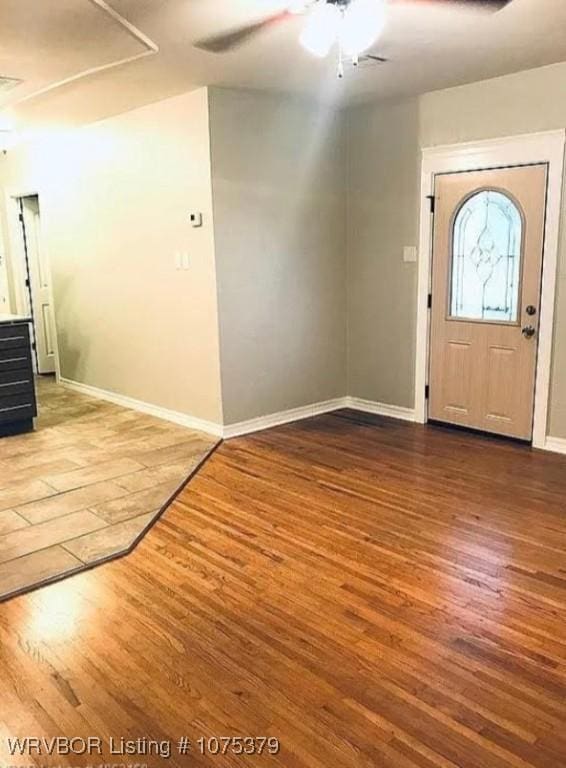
(3, 0), (159, 111)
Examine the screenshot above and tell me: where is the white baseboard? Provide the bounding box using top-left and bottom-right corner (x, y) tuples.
(345, 396), (416, 423)
(223, 396), (417, 438)
(57, 380), (418, 440)
(59, 378), (223, 437)
(223, 398), (347, 439)
(543, 436), (566, 455)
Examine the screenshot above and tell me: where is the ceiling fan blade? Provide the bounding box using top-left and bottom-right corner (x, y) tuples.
(194, 10), (292, 53)
(393, 0), (513, 9)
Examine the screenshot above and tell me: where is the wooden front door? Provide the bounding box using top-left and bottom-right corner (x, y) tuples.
(428, 164), (547, 440)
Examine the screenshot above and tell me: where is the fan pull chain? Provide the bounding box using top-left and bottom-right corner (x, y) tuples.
(337, 42), (344, 78)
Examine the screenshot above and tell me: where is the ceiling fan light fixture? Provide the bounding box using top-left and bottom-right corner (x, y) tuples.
(299, 1), (341, 58)
(340, 0), (386, 56)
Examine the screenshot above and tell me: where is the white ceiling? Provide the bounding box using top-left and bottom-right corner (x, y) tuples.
(1, 0), (566, 131)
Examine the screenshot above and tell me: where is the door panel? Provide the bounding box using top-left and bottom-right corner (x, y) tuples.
(484, 345), (517, 424)
(0, 239), (10, 313)
(429, 165), (547, 440)
(443, 340), (473, 417)
(21, 196), (55, 375)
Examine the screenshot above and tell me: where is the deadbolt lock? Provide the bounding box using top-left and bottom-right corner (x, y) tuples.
(526, 305), (537, 316)
(522, 325), (536, 339)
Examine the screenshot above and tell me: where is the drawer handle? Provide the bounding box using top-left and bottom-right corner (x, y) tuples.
(0, 403), (32, 413)
(0, 379), (30, 388)
(0, 357), (27, 364)
(0, 336), (26, 343)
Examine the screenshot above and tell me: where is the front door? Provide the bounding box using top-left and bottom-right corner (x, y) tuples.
(428, 164), (547, 440)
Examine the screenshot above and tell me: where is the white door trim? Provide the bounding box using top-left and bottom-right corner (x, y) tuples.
(415, 130), (566, 449)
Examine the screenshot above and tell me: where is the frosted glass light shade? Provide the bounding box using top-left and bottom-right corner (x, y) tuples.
(340, 0), (386, 56)
(300, 1), (341, 57)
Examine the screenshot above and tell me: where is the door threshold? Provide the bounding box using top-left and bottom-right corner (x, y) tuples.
(427, 419), (532, 446)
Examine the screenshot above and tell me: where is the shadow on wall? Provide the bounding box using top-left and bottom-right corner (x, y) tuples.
(52, 272), (89, 383)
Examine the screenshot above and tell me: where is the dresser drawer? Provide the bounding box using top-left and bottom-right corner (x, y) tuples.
(0, 340), (30, 358)
(0, 324), (36, 430)
(0, 353), (31, 372)
(0, 323), (31, 340)
(0, 390), (36, 420)
(0, 342), (30, 358)
(0, 322), (30, 337)
(0, 366), (33, 385)
(0, 378), (35, 398)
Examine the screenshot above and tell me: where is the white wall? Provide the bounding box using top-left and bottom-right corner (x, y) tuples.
(346, 98), (420, 408)
(0, 88), (224, 425)
(209, 88), (347, 425)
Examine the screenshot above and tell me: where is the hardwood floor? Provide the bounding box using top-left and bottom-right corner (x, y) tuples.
(2, 409), (566, 767)
(0, 377), (218, 600)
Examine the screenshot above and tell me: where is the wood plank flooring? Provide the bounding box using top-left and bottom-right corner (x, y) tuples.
(0, 376), (218, 600)
(2, 409), (566, 767)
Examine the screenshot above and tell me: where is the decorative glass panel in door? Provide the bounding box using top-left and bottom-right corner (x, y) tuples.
(450, 190), (523, 323)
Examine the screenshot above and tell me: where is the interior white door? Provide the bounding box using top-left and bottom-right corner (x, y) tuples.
(0, 238), (10, 313)
(21, 196), (56, 374)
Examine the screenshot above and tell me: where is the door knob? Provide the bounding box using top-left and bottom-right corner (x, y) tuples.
(526, 305), (537, 316)
(522, 325), (536, 339)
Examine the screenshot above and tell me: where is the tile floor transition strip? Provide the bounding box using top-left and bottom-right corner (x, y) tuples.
(63, 512), (157, 564)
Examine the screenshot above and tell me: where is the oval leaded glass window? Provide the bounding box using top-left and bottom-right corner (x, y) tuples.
(450, 190), (523, 322)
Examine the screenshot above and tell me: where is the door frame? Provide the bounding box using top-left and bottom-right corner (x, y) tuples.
(3, 188), (61, 380)
(415, 130), (565, 450)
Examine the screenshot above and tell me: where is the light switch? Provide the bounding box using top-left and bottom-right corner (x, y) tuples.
(189, 212), (203, 228)
(403, 246), (418, 263)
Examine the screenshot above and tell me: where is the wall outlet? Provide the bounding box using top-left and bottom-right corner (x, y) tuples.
(181, 252), (190, 270)
(403, 246), (418, 263)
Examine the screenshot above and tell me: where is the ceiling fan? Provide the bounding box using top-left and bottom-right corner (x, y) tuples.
(195, 0), (513, 78)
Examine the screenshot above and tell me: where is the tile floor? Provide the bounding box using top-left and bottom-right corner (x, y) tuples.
(0, 376), (218, 600)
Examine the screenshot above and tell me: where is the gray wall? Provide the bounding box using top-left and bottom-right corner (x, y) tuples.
(346, 62), (566, 438)
(346, 98), (420, 408)
(3, 66), (564, 437)
(209, 88), (347, 425)
(421, 63), (566, 438)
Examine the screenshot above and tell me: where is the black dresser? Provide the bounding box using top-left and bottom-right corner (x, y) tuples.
(0, 317), (38, 436)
